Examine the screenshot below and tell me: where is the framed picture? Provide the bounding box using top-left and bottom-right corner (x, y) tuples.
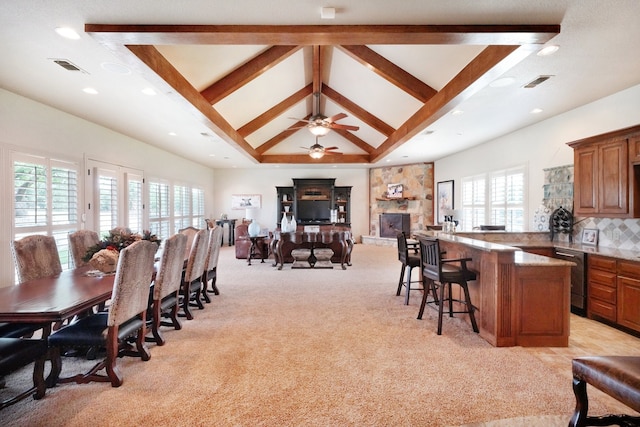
(436, 180), (454, 224)
(582, 228), (599, 246)
(387, 183), (403, 199)
(231, 194), (261, 210)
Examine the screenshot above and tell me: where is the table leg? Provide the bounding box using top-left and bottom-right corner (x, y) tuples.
(248, 241), (255, 265)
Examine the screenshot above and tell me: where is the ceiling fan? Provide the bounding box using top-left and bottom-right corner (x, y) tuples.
(302, 136), (343, 159)
(291, 92), (359, 137)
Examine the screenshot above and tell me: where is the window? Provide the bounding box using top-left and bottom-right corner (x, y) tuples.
(192, 187), (205, 228)
(461, 165), (526, 231)
(173, 184), (191, 231)
(13, 154), (79, 271)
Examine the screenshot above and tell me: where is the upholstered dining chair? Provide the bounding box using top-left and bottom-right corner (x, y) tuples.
(7, 235), (61, 337)
(11, 234), (62, 284)
(202, 226), (224, 301)
(179, 226), (200, 261)
(148, 232), (188, 346)
(396, 232), (422, 305)
(48, 239), (157, 387)
(180, 229), (208, 320)
(68, 230), (100, 268)
(0, 337), (48, 409)
(417, 236), (479, 335)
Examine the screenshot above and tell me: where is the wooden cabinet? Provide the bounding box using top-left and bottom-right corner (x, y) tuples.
(617, 260), (640, 332)
(276, 179), (351, 228)
(569, 125), (640, 217)
(522, 247), (555, 257)
(587, 255), (617, 322)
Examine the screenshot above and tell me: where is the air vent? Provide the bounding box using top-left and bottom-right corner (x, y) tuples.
(524, 75), (553, 88)
(51, 59), (87, 73)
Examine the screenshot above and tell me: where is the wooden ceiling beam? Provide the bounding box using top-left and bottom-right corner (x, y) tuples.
(322, 84), (395, 137)
(238, 84), (312, 137)
(255, 115), (311, 155)
(201, 45), (302, 105)
(338, 45), (437, 103)
(260, 153), (371, 164)
(87, 24), (560, 46)
(125, 44), (260, 162)
(333, 129), (375, 154)
(371, 45), (525, 163)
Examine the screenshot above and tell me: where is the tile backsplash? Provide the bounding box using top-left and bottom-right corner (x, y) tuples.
(574, 217), (640, 251)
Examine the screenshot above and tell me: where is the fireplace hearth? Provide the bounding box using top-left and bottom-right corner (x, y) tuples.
(379, 213), (410, 238)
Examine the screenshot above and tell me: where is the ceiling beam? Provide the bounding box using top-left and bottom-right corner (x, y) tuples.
(333, 129), (375, 154)
(260, 153), (370, 164)
(125, 44), (260, 162)
(201, 45), (302, 105)
(371, 44), (526, 162)
(322, 84), (395, 137)
(255, 115), (311, 155)
(237, 84), (313, 137)
(86, 24), (560, 46)
(338, 45), (437, 103)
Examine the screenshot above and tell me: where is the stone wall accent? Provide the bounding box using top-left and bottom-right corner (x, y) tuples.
(368, 163), (434, 237)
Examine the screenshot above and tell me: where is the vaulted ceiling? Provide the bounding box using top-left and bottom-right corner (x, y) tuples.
(88, 24), (558, 165)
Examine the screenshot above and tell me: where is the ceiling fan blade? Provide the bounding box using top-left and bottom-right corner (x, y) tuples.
(325, 151), (344, 155)
(326, 113), (347, 123)
(329, 123), (359, 131)
(324, 146), (339, 151)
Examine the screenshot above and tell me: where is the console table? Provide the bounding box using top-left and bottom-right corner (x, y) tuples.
(215, 219), (236, 246)
(271, 230), (353, 270)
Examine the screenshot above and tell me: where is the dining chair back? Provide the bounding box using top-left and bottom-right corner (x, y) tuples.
(179, 226), (200, 260)
(149, 232), (188, 345)
(48, 239), (158, 387)
(202, 226), (224, 300)
(68, 230), (100, 268)
(11, 235), (62, 284)
(180, 229), (208, 320)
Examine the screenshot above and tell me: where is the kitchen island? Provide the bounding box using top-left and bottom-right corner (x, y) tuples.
(417, 232), (573, 347)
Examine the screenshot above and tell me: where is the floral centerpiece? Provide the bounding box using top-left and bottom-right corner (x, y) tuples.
(84, 229), (161, 273)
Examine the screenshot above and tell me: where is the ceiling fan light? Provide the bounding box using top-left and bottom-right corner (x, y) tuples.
(309, 150), (325, 159)
(308, 125), (331, 136)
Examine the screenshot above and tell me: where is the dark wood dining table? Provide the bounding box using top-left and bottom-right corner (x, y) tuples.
(0, 266), (115, 327)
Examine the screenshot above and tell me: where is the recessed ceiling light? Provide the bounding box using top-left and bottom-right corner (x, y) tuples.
(451, 110), (464, 116)
(55, 27), (80, 40)
(141, 88), (157, 96)
(489, 77), (515, 88)
(168, 132), (177, 136)
(208, 154), (216, 157)
(82, 87), (98, 95)
(537, 45), (560, 56)
(101, 62), (131, 75)
(531, 108), (543, 114)
(321, 7), (335, 19)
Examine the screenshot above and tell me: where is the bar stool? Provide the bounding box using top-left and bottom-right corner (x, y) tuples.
(417, 236), (479, 335)
(396, 232), (422, 305)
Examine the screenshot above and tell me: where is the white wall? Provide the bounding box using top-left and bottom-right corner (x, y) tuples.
(435, 83), (640, 229)
(0, 88), (216, 286)
(212, 168), (369, 240)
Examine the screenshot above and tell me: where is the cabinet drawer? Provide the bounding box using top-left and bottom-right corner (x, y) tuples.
(589, 282), (617, 304)
(589, 299), (617, 322)
(589, 256), (617, 271)
(588, 269), (617, 287)
(618, 260), (640, 278)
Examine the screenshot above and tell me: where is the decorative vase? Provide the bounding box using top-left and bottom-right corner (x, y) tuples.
(248, 220), (260, 237)
(290, 215), (297, 231)
(281, 213), (290, 232)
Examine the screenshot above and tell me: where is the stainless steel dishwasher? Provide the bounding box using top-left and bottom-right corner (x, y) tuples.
(554, 247), (587, 316)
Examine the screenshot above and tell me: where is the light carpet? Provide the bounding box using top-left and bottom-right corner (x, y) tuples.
(0, 244), (616, 426)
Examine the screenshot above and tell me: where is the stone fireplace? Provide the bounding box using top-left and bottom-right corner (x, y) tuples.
(379, 213), (411, 238)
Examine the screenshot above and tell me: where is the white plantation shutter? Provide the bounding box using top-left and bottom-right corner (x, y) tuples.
(461, 165), (526, 232)
(126, 172), (144, 233)
(96, 169), (118, 236)
(173, 184), (190, 231)
(12, 154), (80, 272)
(149, 180), (170, 239)
(192, 187), (204, 228)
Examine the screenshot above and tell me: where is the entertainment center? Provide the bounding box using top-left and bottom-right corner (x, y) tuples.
(276, 178), (351, 228)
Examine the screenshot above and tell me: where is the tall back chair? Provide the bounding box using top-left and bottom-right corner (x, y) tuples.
(148, 233), (188, 345)
(202, 226), (224, 299)
(396, 232), (421, 305)
(417, 236), (479, 335)
(48, 239), (157, 387)
(68, 230), (100, 268)
(11, 235), (62, 284)
(180, 229), (208, 320)
(179, 226), (200, 260)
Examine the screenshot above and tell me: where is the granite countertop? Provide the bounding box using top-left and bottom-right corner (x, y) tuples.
(514, 251), (574, 267)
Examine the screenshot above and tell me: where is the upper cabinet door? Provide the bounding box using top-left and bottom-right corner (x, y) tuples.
(598, 139), (628, 214)
(574, 144), (598, 214)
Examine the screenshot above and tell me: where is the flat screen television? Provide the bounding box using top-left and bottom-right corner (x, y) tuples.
(296, 200), (331, 222)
